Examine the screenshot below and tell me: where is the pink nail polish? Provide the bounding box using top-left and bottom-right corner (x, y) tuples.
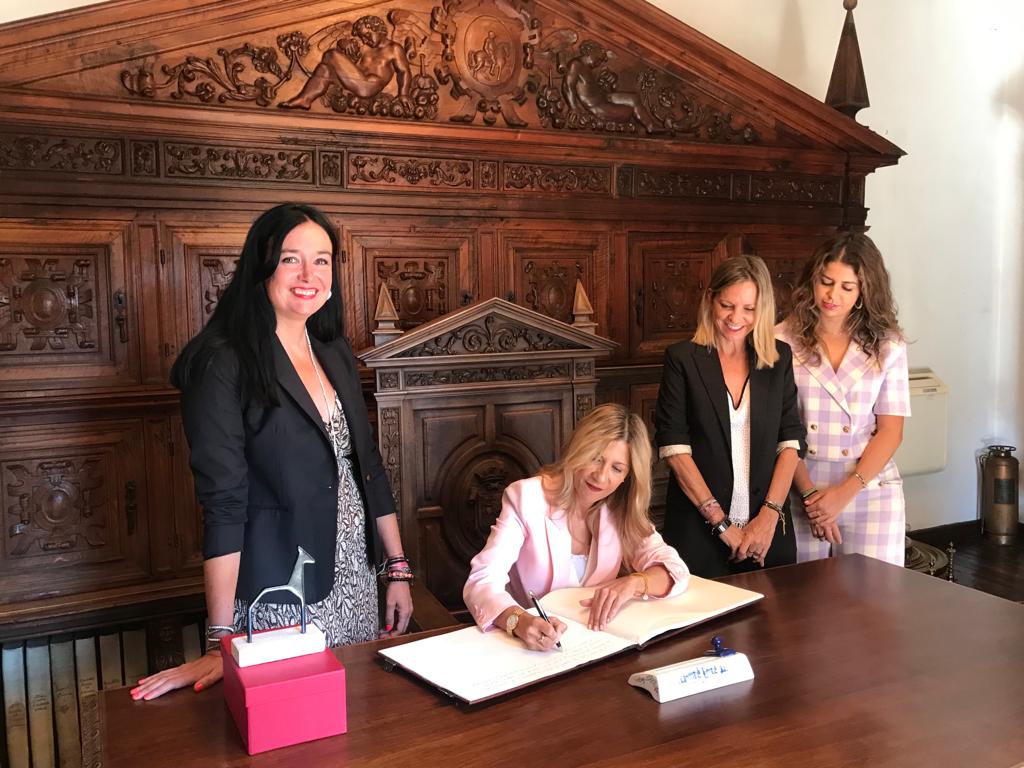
(195, 683), (203, 692)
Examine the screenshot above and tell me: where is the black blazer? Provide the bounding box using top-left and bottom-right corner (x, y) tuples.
(654, 340), (806, 567)
(180, 334), (396, 604)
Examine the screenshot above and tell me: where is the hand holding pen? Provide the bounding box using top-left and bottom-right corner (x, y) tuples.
(519, 591), (566, 652)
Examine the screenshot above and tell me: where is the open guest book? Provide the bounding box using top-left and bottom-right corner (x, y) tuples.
(379, 576), (762, 704)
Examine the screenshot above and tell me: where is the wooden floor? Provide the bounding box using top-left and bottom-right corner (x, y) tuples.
(911, 521), (1024, 603)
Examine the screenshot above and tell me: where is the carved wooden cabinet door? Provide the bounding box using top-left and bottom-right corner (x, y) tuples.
(408, 395), (565, 610)
(627, 232), (724, 359)
(0, 220), (140, 391)
(741, 233), (827, 321)
(0, 418), (150, 604)
(496, 227), (610, 331)
(165, 222), (251, 343)
(341, 220), (477, 351)
(629, 381), (670, 530)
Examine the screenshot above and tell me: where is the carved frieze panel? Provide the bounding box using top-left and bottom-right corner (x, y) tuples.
(164, 142), (313, 182)
(404, 362), (570, 387)
(0, 133), (123, 174)
(129, 140), (159, 177)
(626, 166), (844, 206)
(101, 3), (778, 143)
(503, 163), (611, 195)
(397, 313), (584, 357)
(349, 153), (473, 189)
(0, 420), (149, 601)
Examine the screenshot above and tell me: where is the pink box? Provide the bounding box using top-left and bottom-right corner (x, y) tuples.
(220, 633), (347, 755)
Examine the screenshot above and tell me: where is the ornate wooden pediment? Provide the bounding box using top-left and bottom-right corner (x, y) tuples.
(0, 0), (901, 165)
(361, 295), (616, 365)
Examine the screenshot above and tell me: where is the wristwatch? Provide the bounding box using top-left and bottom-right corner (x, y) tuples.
(710, 517), (733, 537)
(504, 607), (525, 637)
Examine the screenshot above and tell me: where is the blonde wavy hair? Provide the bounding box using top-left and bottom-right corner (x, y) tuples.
(540, 403), (654, 568)
(692, 255), (779, 369)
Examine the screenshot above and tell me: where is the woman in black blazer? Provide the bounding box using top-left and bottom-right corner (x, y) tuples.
(654, 256), (806, 578)
(132, 204), (413, 700)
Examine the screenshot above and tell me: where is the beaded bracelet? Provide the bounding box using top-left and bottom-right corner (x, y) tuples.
(379, 555), (415, 584)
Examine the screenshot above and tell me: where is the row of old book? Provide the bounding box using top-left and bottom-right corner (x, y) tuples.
(1, 622), (204, 768)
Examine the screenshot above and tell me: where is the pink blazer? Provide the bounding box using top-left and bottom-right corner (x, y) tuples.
(463, 476), (690, 630)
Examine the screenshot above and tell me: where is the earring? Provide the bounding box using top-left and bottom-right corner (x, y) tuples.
(326, 290), (332, 300)
(854, 298), (863, 310)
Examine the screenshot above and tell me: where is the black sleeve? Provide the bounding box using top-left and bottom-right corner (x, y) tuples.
(654, 345), (692, 448)
(179, 347), (249, 558)
(776, 342), (807, 457)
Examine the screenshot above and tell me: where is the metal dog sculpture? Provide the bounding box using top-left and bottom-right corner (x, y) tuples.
(246, 546), (316, 643)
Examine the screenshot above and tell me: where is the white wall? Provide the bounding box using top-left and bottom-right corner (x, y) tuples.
(4, 0), (1023, 527)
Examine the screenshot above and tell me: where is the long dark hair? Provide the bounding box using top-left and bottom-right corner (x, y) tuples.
(784, 232), (902, 364)
(170, 203), (343, 406)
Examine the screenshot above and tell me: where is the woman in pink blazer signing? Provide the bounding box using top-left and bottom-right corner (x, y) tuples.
(463, 403), (690, 651)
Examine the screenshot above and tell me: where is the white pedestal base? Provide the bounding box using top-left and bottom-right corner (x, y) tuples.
(628, 652), (754, 703)
(231, 625), (327, 668)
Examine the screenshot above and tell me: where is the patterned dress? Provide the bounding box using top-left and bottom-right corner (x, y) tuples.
(233, 394), (379, 645)
(776, 326), (912, 566)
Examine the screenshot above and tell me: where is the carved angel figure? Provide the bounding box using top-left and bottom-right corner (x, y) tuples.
(280, 15), (411, 109)
(562, 40), (656, 133)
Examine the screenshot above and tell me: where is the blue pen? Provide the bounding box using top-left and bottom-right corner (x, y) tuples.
(528, 590), (563, 650)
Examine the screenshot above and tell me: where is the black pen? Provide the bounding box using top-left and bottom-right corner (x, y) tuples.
(528, 590), (562, 650)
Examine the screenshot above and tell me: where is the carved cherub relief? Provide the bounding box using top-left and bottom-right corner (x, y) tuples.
(561, 40), (656, 133)
(280, 15), (411, 108)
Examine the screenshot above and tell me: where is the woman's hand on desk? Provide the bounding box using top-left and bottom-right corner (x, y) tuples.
(130, 652), (223, 701)
(514, 613), (567, 651)
(379, 581), (414, 638)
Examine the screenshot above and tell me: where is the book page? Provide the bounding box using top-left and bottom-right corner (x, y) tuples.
(379, 613), (632, 704)
(539, 576), (763, 646)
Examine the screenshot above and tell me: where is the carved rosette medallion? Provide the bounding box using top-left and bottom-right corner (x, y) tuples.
(0, 256), (99, 354)
(397, 314), (583, 357)
(3, 458), (106, 558)
(431, 0), (539, 126)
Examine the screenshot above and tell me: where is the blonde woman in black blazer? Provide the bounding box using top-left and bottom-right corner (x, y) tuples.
(132, 204), (413, 700)
(655, 256), (806, 578)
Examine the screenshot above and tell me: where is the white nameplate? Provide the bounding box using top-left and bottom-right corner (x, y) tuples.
(231, 625), (326, 668)
(628, 652), (754, 703)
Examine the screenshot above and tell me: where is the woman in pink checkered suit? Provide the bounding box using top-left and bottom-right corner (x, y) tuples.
(777, 232), (911, 566)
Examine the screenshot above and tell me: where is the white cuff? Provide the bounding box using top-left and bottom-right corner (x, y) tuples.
(776, 440), (801, 455)
(659, 444), (692, 459)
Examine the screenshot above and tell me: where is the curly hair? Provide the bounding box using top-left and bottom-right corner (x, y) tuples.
(353, 15), (387, 40)
(784, 232), (903, 364)
(540, 404), (655, 570)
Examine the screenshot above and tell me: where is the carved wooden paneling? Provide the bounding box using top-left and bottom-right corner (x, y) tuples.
(628, 233), (724, 359)
(166, 223), (250, 342)
(0, 221), (138, 391)
(344, 225), (476, 350)
(412, 399), (561, 608)
(499, 229), (610, 330)
(0, 419), (149, 603)
(629, 381), (668, 530)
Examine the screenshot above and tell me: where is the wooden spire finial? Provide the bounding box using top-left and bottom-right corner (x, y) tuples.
(571, 280), (598, 334)
(372, 284), (403, 346)
(826, 0), (870, 120)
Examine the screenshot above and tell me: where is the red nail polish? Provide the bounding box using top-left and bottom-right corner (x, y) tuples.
(385, 625), (392, 632)
(195, 683), (203, 692)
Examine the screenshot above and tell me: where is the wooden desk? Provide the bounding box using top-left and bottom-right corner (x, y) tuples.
(101, 556), (1024, 767)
